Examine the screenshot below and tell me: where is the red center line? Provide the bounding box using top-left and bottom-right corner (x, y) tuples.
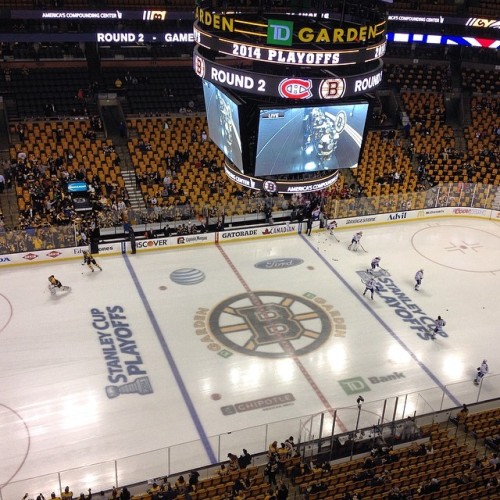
(216, 243), (347, 433)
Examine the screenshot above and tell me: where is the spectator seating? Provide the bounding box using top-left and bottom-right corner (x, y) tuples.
(464, 97), (500, 182)
(130, 466), (265, 499)
(384, 64), (451, 92)
(485, 435), (500, 452)
(469, 0), (499, 17)
(127, 115), (231, 209)
(409, 122), (464, 187)
(451, 407), (500, 474)
(461, 96), (500, 190)
(462, 68), (500, 94)
(462, 47), (500, 65)
(0, 42), (85, 62)
(0, 377), (486, 500)
(410, 122), (455, 158)
(99, 43), (193, 60)
(9, 120), (125, 220)
(102, 67), (203, 114)
(413, 44), (453, 61)
(127, 115), (256, 218)
(408, 93), (498, 191)
(401, 90), (446, 124)
(294, 425), (482, 500)
(0, 67), (95, 118)
(353, 130), (419, 196)
(463, 408), (500, 440)
(384, 42), (412, 59)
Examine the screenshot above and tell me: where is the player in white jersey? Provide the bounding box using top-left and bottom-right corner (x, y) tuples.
(348, 231), (363, 251)
(362, 277), (377, 300)
(414, 269), (424, 291)
(368, 257), (381, 274)
(481, 359), (489, 374)
(326, 220), (337, 234)
(474, 360), (489, 385)
(430, 315), (446, 339)
(326, 220), (339, 242)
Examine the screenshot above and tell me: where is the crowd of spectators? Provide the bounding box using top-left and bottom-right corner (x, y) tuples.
(0, 55), (497, 257)
(0, 126), (136, 254)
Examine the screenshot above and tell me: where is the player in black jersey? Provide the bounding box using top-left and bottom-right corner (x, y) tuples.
(82, 250), (102, 272)
(48, 275), (71, 294)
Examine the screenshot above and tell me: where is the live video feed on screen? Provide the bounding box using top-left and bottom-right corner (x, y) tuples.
(202, 80), (244, 172)
(255, 102), (369, 176)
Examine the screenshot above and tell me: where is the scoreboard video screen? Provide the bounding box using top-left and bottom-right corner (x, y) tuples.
(202, 80), (244, 172)
(255, 102), (369, 176)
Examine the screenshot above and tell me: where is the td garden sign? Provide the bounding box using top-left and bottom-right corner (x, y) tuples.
(194, 7), (386, 47)
(193, 2), (386, 192)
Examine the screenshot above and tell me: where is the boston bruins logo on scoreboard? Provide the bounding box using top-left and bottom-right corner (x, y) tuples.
(193, 54), (206, 78)
(319, 78), (346, 100)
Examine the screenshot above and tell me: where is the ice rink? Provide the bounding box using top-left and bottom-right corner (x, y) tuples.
(1, 217), (499, 497)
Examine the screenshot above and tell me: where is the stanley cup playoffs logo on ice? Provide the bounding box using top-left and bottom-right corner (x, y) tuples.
(106, 377), (153, 398)
(90, 306), (154, 399)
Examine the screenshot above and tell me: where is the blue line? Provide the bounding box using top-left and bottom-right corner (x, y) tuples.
(122, 253), (217, 464)
(300, 234), (460, 407)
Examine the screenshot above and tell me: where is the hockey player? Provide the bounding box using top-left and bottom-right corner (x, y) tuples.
(48, 275), (71, 295)
(481, 359), (489, 374)
(82, 250), (102, 272)
(430, 315), (446, 339)
(414, 269), (424, 291)
(326, 220), (339, 241)
(368, 256), (381, 274)
(362, 277), (377, 300)
(474, 360), (489, 385)
(348, 231), (363, 251)
(326, 220), (338, 234)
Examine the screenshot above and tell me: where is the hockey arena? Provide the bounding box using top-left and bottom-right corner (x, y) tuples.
(1, 217), (499, 497)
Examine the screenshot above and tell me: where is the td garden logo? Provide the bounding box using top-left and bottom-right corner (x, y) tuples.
(267, 19), (293, 46)
(194, 291), (346, 358)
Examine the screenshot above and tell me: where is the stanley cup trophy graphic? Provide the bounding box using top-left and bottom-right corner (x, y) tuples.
(106, 376), (154, 399)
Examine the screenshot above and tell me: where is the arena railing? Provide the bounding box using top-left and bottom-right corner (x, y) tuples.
(0, 181), (498, 255)
(1, 374), (498, 500)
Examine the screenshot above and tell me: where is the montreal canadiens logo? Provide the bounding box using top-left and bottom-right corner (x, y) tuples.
(278, 78), (312, 99)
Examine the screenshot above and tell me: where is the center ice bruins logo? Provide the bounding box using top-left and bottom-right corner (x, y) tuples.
(208, 291), (331, 358)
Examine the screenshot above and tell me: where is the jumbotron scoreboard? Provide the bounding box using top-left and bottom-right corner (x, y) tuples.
(193, 1), (387, 193)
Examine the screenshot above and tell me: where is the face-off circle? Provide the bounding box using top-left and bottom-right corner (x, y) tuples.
(411, 225), (500, 273)
(0, 404), (30, 487)
(0, 293), (13, 333)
